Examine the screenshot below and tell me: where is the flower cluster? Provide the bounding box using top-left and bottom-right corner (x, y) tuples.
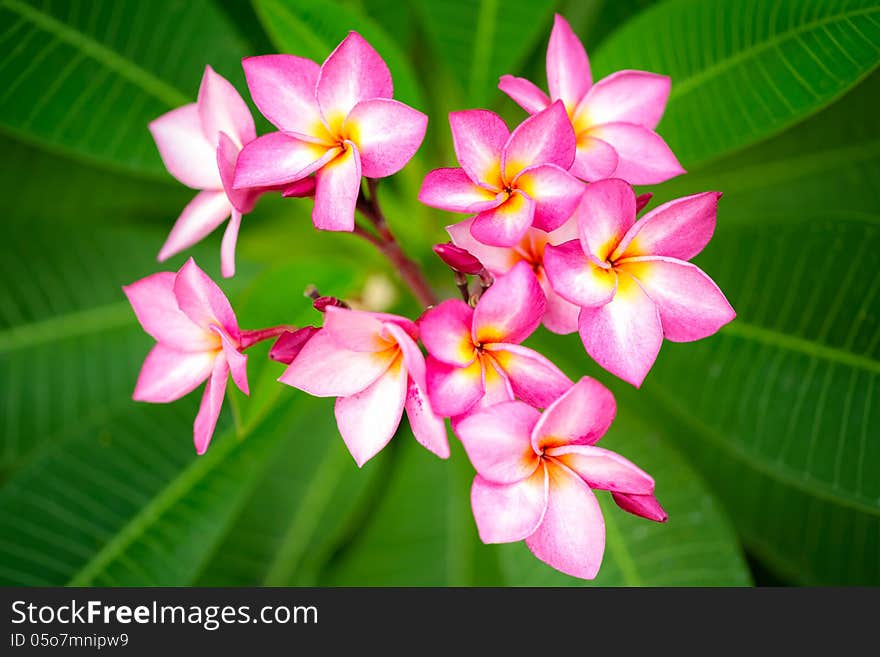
(125, 15), (734, 580)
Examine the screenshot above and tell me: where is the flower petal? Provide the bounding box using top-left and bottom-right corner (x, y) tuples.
(616, 256), (735, 342)
(313, 142), (361, 232)
(446, 218), (519, 275)
(543, 240), (617, 307)
(473, 260), (544, 345)
(418, 168), (502, 213)
(546, 444), (654, 494)
(241, 54), (324, 136)
(470, 190), (535, 247)
(133, 344), (215, 403)
(570, 135), (618, 182)
(486, 344), (572, 409)
(197, 65), (255, 148)
(498, 74), (551, 114)
(425, 356), (484, 417)
(322, 306), (387, 352)
(502, 101), (575, 180)
(157, 190), (232, 264)
(456, 400), (541, 483)
(614, 191), (722, 261)
(269, 326), (319, 364)
(578, 271), (662, 387)
(579, 70), (670, 130)
(217, 132), (258, 215)
(471, 467), (548, 543)
(345, 98), (427, 178)
(215, 327), (248, 395)
(233, 132), (335, 189)
(531, 376), (617, 452)
(193, 356), (229, 455)
(335, 357), (408, 466)
(538, 270), (580, 334)
(317, 32), (393, 131)
(612, 492), (668, 522)
(220, 209), (242, 279)
(589, 122), (685, 185)
(513, 164), (584, 232)
(576, 177), (635, 262)
(149, 104), (221, 189)
(419, 299), (475, 367)
(173, 258), (240, 338)
(480, 357), (516, 409)
(525, 461), (605, 580)
(546, 14), (591, 111)
(449, 109), (508, 188)
(123, 272), (214, 351)
(279, 330), (395, 397)
(282, 177), (317, 198)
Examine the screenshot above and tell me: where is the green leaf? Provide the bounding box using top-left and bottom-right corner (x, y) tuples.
(593, 0), (880, 168)
(0, 0), (250, 177)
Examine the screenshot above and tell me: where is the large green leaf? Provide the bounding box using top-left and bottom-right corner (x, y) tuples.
(593, 0), (880, 167)
(0, 0), (250, 177)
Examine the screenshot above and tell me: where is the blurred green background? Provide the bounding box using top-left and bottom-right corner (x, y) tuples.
(1, 0), (878, 586)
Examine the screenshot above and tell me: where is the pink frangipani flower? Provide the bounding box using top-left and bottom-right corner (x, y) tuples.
(123, 258), (249, 454)
(457, 376), (665, 580)
(499, 14), (684, 184)
(418, 103), (584, 247)
(150, 66), (269, 278)
(233, 32), (428, 233)
(544, 178), (735, 387)
(420, 261), (572, 418)
(278, 307), (448, 467)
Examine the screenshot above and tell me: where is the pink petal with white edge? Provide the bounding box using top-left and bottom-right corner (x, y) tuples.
(525, 462), (605, 580)
(123, 272), (215, 351)
(418, 168), (502, 213)
(220, 210), (242, 279)
(578, 271), (662, 387)
(214, 327), (248, 395)
(233, 133), (335, 189)
(419, 299), (475, 367)
(470, 190), (535, 247)
(546, 444), (654, 494)
(539, 271), (580, 335)
(576, 178), (635, 262)
(322, 306), (387, 352)
(197, 66), (255, 148)
(612, 491), (668, 522)
(579, 70), (670, 130)
(313, 143), (361, 232)
(157, 190), (232, 264)
(449, 109), (508, 188)
(149, 104), (221, 189)
(546, 14), (591, 111)
(531, 376), (616, 452)
(498, 75), (551, 114)
(571, 135), (618, 182)
(590, 122), (685, 185)
(614, 192), (722, 261)
(486, 344), (572, 409)
(317, 32), (393, 131)
(133, 344), (216, 403)
(241, 55), (323, 136)
(513, 164), (584, 232)
(472, 467), (548, 543)
(173, 258), (240, 338)
(279, 330), (394, 397)
(425, 357), (484, 417)
(446, 218), (518, 275)
(345, 98), (427, 178)
(543, 240), (617, 308)
(194, 356), (229, 454)
(335, 358), (408, 466)
(616, 256), (735, 342)
(473, 261), (544, 345)
(502, 101), (575, 181)
(456, 401), (541, 484)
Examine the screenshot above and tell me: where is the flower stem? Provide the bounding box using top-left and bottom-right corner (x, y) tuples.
(239, 325), (298, 350)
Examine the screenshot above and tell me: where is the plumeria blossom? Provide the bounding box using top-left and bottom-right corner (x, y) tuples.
(150, 66), (269, 278)
(420, 261), (572, 418)
(123, 259), (249, 454)
(279, 307), (448, 466)
(544, 178), (735, 387)
(233, 32), (427, 232)
(418, 103), (583, 247)
(499, 14), (683, 184)
(457, 377), (665, 580)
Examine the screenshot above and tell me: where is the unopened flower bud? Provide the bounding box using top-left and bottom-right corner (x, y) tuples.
(433, 242), (484, 274)
(269, 326), (319, 364)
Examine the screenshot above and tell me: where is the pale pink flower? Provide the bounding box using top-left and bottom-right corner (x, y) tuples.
(544, 178), (735, 387)
(123, 258), (249, 454)
(150, 66), (269, 278)
(499, 14), (684, 184)
(457, 377), (665, 579)
(278, 308), (448, 466)
(420, 261), (572, 418)
(418, 103), (584, 247)
(233, 32), (428, 232)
